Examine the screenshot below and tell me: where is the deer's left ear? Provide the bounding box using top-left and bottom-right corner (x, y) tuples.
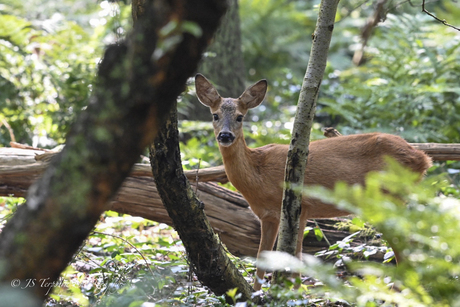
(239, 79), (267, 110)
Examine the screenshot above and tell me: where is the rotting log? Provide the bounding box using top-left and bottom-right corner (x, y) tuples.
(2, 142), (459, 258)
(409, 143), (460, 161)
(0, 147), (351, 258)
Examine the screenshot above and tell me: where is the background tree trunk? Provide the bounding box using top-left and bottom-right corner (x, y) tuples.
(275, 0), (340, 284)
(0, 0), (226, 304)
(187, 0), (246, 120)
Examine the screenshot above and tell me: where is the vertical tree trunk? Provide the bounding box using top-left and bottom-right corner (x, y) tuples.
(149, 105), (253, 301)
(274, 0), (340, 283)
(138, 0), (253, 300)
(200, 0), (246, 97)
(0, 0), (226, 304)
(187, 0), (246, 120)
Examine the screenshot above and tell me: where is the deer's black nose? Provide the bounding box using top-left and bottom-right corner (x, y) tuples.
(217, 132), (235, 144)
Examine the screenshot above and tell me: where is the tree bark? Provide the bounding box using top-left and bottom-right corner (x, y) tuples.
(0, 0), (226, 304)
(199, 0), (246, 98)
(187, 0), (246, 120)
(275, 0), (340, 283)
(149, 105), (254, 301)
(131, 0), (252, 300)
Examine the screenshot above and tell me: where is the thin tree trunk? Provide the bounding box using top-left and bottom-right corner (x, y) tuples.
(0, 0), (226, 304)
(275, 0), (340, 283)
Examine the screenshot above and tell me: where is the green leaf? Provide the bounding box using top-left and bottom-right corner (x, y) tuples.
(181, 21), (202, 37)
(303, 226), (313, 238)
(314, 226), (324, 241)
(351, 217), (365, 228)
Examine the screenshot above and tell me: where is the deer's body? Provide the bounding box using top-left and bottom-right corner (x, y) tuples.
(195, 74), (432, 291)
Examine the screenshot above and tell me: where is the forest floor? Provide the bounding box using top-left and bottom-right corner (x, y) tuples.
(0, 198), (382, 307)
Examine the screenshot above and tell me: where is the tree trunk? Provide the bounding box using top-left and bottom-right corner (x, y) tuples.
(0, 0), (226, 304)
(275, 0), (340, 284)
(187, 0), (246, 120)
(149, 104), (254, 301)
(131, 0), (251, 300)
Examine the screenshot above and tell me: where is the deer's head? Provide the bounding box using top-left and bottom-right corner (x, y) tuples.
(195, 74), (267, 147)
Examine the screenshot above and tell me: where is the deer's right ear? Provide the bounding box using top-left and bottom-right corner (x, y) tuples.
(195, 74), (221, 109)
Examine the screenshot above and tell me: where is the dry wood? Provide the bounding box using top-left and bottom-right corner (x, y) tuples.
(409, 143), (460, 161)
(1, 142), (459, 259)
(3, 139), (458, 186)
(323, 127), (342, 138)
(10, 141), (52, 152)
(0, 147), (352, 258)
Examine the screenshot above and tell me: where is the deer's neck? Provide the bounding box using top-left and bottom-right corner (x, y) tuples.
(218, 135), (257, 190)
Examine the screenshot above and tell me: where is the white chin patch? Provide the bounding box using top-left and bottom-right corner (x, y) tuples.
(218, 141), (234, 147)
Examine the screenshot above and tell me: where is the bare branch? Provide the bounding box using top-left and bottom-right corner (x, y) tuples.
(1, 119), (16, 143)
(353, 0), (389, 66)
(422, 0), (460, 31)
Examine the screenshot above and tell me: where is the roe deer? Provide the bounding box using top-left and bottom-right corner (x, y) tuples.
(195, 74), (432, 291)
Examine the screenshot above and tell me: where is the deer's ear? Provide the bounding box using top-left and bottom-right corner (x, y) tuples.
(239, 79), (267, 110)
(195, 74), (221, 109)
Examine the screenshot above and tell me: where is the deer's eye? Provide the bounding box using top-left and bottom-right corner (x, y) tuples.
(213, 114), (219, 121)
(236, 115), (244, 122)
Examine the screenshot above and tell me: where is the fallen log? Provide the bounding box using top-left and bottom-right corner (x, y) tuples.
(2, 140), (459, 258)
(0, 147), (347, 258)
(409, 143), (460, 161)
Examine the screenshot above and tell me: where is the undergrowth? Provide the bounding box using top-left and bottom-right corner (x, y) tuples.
(1, 159), (460, 306)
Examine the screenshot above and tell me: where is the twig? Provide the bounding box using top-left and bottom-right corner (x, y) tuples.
(353, 0), (389, 66)
(2, 119), (16, 143)
(323, 127), (342, 138)
(422, 0), (460, 31)
(91, 231), (157, 279)
(10, 142), (52, 151)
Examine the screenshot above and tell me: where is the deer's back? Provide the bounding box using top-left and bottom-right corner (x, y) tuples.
(235, 133), (431, 220)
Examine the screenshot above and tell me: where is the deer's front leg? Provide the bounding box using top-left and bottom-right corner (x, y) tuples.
(254, 219), (280, 291)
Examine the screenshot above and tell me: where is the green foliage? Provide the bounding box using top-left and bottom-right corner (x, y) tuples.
(239, 0), (314, 129)
(0, 11), (101, 146)
(0, 0), (131, 147)
(0, 197), (24, 225)
(179, 120), (221, 169)
(239, 0), (460, 144)
(240, 0), (317, 82)
(321, 13), (460, 142)
(35, 212), (236, 307)
(296, 159), (460, 306)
